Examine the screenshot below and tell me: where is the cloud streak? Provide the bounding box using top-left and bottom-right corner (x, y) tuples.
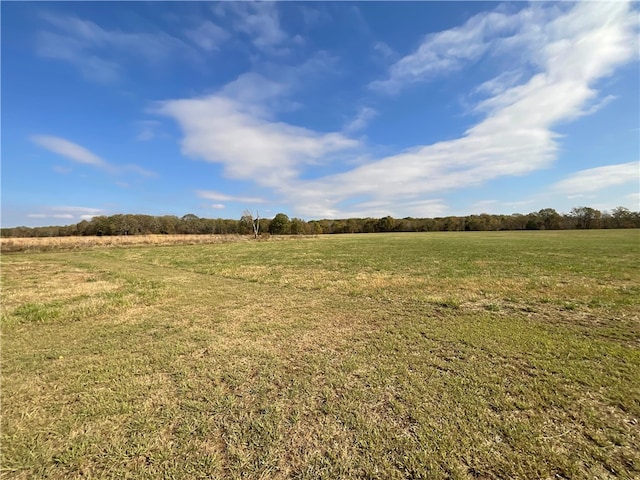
(27, 206), (104, 222)
(552, 162), (639, 195)
(31, 135), (107, 167)
(31, 135), (156, 178)
(184, 20), (229, 52)
(36, 12), (198, 83)
(344, 107), (378, 134)
(197, 190), (267, 205)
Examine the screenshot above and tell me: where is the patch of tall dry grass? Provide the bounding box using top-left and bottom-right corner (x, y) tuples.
(0, 234), (252, 253)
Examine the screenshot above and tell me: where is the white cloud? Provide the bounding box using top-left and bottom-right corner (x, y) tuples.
(27, 206), (104, 222)
(156, 73), (358, 185)
(51, 206), (103, 215)
(552, 162), (639, 195)
(31, 135), (156, 178)
(371, 2), (638, 97)
(218, 72), (289, 115)
(209, 204), (225, 210)
(370, 8), (529, 94)
(31, 135), (107, 167)
(197, 190), (267, 205)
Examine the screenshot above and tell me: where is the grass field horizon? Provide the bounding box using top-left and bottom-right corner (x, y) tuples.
(2, 230), (639, 479)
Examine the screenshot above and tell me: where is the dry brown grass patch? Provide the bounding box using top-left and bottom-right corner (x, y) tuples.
(0, 234), (251, 253)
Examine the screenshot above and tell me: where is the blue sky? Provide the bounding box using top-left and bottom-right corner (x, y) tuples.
(2, 1), (639, 227)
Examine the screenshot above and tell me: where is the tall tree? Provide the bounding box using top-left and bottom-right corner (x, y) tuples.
(269, 213), (291, 235)
(611, 206), (636, 228)
(571, 207), (601, 229)
(537, 208), (561, 230)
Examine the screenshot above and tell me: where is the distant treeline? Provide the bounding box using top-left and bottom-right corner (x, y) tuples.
(2, 207), (639, 238)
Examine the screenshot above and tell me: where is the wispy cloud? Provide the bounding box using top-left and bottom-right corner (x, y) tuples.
(36, 12), (197, 83)
(184, 20), (229, 52)
(474, 70), (523, 97)
(52, 165), (73, 175)
(121, 164), (157, 178)
(37, 30), (121, 83)
(552, 162), (639, 195)
(27, 213), (73, 220)
(135, 120), (163, 142)
(27, 206), (104, 222)
(344, 107), (378, 134)
(468, 199), (536, 215)
(31, 135), (156, 178)
(372, 41), (395, 61)
(298, 5), (332, 29)
(213, 2), (291, 54)
(627, 192), (640, 204)
(370, 7), (530, 94)
(235, 2), (287, 50)
(332, 198), (449, 220)
(31, 135), (107, 167)
(197, 190), (267, 205)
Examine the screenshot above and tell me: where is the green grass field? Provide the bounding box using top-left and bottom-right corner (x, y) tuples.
(2, 230), (639, 479)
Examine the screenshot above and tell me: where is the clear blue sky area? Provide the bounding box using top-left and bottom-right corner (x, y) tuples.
(2, 1), (639, 227)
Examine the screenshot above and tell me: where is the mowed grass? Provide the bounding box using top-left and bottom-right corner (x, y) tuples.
(1, 230), (639, 479)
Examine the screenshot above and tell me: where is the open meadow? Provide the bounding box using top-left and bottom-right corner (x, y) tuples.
(1, 230), (639, 479)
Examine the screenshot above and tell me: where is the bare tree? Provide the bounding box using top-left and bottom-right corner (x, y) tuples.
(242, 209), (260, 239)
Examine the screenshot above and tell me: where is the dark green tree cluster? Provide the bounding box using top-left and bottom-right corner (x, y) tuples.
(2, 207), (638, 238)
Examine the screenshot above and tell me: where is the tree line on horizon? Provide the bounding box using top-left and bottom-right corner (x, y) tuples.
(1, 206), (639, 238)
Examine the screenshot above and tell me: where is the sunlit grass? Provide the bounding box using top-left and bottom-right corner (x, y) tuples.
(2, 230), (639, 479)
